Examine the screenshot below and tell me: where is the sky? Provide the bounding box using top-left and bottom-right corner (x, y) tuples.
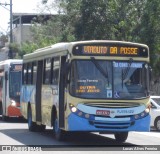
(0, 0), (45, 34)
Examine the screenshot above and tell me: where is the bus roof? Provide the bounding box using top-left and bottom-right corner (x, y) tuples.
(23, 40), (149, 62)
(0, 59), (22, 65)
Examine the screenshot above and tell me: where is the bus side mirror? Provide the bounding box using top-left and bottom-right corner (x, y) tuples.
(5, 72), (8, 80)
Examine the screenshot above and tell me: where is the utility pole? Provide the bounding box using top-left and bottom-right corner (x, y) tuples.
(10, 0), (12, 43)
(9, 0), (13, 58)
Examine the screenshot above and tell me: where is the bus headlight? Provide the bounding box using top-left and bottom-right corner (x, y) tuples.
(145, 108), (150, 113)
(69, 103), (77, 113)
(69, 103), (91, 119)
(71, 106), (77, 113)
(134, 106), (150, 120)
(11, 100), (16, 106)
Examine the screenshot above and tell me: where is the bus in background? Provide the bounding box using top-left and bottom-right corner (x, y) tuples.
(21, 40), (151, 142)
(0, 59), (22, 120)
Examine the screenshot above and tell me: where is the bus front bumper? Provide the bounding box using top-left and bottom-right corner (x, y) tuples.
(68, 113), (150, 132)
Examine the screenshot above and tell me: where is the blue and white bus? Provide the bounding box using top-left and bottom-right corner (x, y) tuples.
(21, 40), (151, 142)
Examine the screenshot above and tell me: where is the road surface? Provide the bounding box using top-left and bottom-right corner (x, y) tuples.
(0, 117), (160, 153)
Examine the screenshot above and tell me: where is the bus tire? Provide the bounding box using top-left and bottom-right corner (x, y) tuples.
(2, 115), (8, 121)
(114, 132), (128, 142)
(53, 117), (65, 141)
(37, 124), (46, 132)
(155, 117), (160, 131)
(27, 106), (37, 132)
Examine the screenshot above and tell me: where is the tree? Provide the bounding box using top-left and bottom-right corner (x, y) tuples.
(68, 0), (147, 41)
(139, 0), (160, 72)
(13, 0), (75, 56)
(17, 0), (160, 73)
(0, 33), (8, 48)
(75, 0), (110, 40)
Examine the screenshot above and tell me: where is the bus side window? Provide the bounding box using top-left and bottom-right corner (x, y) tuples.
(52, 57), (60, 85)
(43, 58), (51, 84)
(27, 63), (33, 84)
(33, 62), (37, 85)
(23, 64), (27, 84)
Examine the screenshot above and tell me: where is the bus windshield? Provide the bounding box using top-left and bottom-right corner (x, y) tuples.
(69, 60), (149, 99)
(9, 64), (22, 101)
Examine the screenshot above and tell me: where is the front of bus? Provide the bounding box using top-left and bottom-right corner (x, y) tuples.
(8, 63), (22, 117)
(67, 41), (151, 138)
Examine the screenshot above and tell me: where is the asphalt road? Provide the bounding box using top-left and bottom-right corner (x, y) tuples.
(0, 117), (160, 153)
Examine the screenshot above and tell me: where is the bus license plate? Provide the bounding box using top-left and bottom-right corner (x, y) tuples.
(96, 110), (110, 116)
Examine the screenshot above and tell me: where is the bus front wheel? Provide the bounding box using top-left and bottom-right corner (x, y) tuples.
(53, 117), (65, 141)
(114, 132), (128, 142)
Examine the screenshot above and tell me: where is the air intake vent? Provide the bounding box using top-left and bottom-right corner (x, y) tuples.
(84, 102), (140, 108)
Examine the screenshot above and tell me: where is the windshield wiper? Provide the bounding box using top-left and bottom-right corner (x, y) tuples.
(90, 57), (109, 85)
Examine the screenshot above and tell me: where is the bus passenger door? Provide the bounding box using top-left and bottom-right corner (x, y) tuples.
(36, 60), (43, 123)
(59, 56), (67, 128)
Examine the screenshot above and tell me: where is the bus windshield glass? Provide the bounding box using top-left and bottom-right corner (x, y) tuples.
(9, 64), (22, 101)
(69, 60), (149, 99)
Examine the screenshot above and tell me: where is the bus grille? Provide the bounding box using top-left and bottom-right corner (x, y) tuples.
(89, 119), (134, 129)
(84, 102), (140, 108)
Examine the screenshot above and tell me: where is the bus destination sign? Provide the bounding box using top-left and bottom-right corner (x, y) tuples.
(10, 64), (22, 71)
(72, 44), (148, 57)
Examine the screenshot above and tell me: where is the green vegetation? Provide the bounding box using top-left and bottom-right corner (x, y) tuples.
(1, 0), (160, 74)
